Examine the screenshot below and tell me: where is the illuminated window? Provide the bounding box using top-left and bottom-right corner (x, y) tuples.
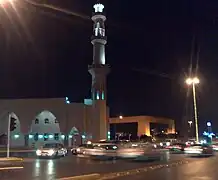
(65, 97), (70, 104)
(54, 133), (59, 140)
(96, 91), (100, 100)
(44, 118), (49, 124)
(44, 133), (48, 141)
(35, 119), (39, 124)
(94, 22), (105, 37)
(102, 91), (105, 100)
(34, 133), (38, 141)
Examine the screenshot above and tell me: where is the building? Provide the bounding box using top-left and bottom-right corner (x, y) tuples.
(0, 3), (110, 148)
(0, 3), (176, 148)
(109, 116), (175, 139)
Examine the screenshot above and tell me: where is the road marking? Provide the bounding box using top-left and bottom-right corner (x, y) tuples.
(0, 166), (24, 170)
(99, 160), (189, 179)
(57, 173), (100, 180)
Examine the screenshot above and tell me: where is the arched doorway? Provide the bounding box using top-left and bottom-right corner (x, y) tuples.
(69, 127), (80, 147)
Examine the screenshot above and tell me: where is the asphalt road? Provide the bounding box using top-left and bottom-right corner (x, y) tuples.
(115, 155), (218, 180)
(0, 153), (186, 180)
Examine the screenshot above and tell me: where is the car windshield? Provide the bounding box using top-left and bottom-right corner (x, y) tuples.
(191, 144), (207, 148)
(97, 145), (118, 150)
(43, 143), (63, 148)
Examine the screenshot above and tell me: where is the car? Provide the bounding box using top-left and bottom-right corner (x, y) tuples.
(71, 144), (94, 155)
(184, 144), (214, 156)
(36, 143), (68, 158)
(212, 143), (218, 151)
(86, 143), (119, 160)
(166, 143), (187, 152)
(117, 146), (145, 159)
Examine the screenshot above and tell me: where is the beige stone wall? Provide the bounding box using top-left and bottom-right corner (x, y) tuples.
(0, 98), (87, 135)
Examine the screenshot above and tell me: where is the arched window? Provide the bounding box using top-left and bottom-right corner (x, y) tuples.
(44, 133), (48, 141)
(54, 133), (59, 140)
(34, 133), (38, 141)
(35, 119), (39, 124)
(44, 118), (49, 124)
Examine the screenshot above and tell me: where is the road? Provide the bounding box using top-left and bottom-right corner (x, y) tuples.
(0, 152), (186, 180)
(115, 155), (218, 180)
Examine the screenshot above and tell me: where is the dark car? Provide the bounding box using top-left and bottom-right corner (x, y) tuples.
(166, 143), (187, 151)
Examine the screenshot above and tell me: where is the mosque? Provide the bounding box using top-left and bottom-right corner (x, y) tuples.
(0, 3), (175, 148)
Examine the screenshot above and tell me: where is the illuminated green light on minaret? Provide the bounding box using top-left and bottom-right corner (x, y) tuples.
(102, 91), (105, 100)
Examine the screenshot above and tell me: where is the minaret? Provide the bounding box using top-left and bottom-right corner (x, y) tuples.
(88, 3), (110, 140)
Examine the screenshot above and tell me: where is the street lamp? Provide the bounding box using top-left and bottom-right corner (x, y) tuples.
(185, 77), (200, 143)
(188, 120), (193, 128)
(119, 115), (123, 119)
(207, 121), (211, 127)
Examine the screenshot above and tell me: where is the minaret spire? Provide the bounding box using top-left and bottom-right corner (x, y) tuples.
(88, 2), (110, 140)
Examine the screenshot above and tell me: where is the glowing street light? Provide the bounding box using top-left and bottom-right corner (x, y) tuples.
(119, 115), (123, 119)
(185, 77), (200, 143)
(188, 120), (193, 127)
(186, 77), (200, 85)
(0, 0), (14, 6)
(207, 122), (211, 127)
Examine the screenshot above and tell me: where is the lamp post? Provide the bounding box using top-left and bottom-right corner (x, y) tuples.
(206, 121), (212, 144)
(185, 77), (200, 143)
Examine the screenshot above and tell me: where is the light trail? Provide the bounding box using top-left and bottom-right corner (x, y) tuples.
(24, 0), (90, 20)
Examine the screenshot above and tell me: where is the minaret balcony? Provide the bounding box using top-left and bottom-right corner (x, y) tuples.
(88, 64), (110, 69)
(92, 12), (106, 17)
(91, 35), (107, 41)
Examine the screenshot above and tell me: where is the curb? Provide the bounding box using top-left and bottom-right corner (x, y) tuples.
(0, 150), (35, 153)
(0, 157), (23, 162)
(0, 166), (24, 171)
(99, 160), (189, 179)
(57, 173), (101, 180)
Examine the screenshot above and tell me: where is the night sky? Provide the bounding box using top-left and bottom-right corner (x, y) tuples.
(0, 0), (218, 133)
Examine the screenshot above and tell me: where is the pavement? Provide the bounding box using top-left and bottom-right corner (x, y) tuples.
(0, 152), (187, 180)
(113, 155), (218, 180)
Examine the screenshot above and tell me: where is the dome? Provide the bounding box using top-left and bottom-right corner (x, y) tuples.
(30, 110), (60, 134)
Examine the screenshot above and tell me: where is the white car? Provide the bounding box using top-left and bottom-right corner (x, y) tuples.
(212, 143), (218, 151)
(117, 147), (145, 159)
(86, 143), (118, 160)
(184, 144), (214, 156)
(36, 143), (68, 158)
(71, 144), (94, 155)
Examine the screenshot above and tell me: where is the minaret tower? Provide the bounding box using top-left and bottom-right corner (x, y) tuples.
(88, 3), (110, 140)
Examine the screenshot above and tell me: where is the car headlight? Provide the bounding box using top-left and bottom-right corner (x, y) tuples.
(76, 148), (80, 152)
(48, 149), (55, 155)
(36, 150), (41, 155)
(153, 144), (157, 148)
(166, 142), (170, 146)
